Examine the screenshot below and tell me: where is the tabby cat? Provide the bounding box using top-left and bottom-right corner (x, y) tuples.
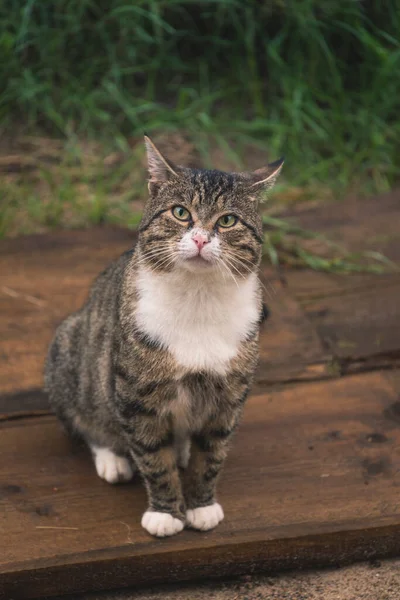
(44, 136), (283, 537)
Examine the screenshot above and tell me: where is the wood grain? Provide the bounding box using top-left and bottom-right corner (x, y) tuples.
(286, 271), (400, 371)
(279, 188), (400, 371)
(0, 227), (136, 395)
(278, 188), (400, 262)
(2, 371), (400, 598)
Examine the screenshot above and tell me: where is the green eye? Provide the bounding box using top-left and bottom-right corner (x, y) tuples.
(172, 206), (191, 221)
(217, 214), (237, 228)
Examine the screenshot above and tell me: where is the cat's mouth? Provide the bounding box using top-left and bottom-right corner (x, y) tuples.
(187, 255), (211, 265)
(182, 254), (214, 270)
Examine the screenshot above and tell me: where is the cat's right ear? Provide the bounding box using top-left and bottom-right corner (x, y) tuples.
(249, 157), (284, 191)
(144, 135), (178, 194)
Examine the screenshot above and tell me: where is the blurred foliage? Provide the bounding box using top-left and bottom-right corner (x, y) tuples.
(0, 0), (399, 189)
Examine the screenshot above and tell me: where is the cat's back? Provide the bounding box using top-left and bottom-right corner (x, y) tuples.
(86, 248), (135, 309)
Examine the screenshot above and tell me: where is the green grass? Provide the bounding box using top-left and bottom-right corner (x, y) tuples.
(263, 215), (398, 274)
(1, 1), (399, 188)
(1, 138), (397, 274)
(1, 0), (399, 271)
(0, 139), (148, 236)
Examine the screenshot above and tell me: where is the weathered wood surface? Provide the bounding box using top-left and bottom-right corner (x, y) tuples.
(282, 189), (400, 375)
(285, 271), (400, 372)
(0, 227), (136, 396)
(279, 188), (400, 261)
(1, 189), (400, 598)
(2, 371), (400, 599)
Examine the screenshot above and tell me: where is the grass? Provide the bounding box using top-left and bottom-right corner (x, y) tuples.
(1, 135), (397, 274)
(0, 136), (148, 236)
(263, 215), (398, 274)
(1, 1), (399, 271)
(1, 1), (399, 185)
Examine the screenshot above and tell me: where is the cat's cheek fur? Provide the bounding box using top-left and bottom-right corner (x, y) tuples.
(186, 503), (224, 531)
(177, 231), (201, 260)
(177, 229), (221, 264)
(199, 236), (220, 262)
(141, 511), (185, 537)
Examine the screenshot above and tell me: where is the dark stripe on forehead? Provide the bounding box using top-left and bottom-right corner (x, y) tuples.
(214, 189), (226, 206)
(139, 208), (169, 233)
(240, 218), (264, 244)
(190, 169), (234, 206)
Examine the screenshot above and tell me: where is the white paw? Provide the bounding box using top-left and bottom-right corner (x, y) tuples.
(92, 447), (134, 484)
(141, 511), (184, 537)
(186, 502), (224, 531)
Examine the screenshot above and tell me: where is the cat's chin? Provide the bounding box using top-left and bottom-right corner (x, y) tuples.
(180, 256), (216, 272)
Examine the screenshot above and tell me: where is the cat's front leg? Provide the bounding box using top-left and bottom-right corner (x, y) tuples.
(123, 415), (186, 537)
(183, 408), (241, 531)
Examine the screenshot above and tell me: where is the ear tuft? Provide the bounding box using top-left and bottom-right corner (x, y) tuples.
(144, 135), (178, 187)
(250, 157), (284, 190)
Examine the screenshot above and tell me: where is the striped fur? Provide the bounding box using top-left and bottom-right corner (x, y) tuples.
(44, 136), (283, 537)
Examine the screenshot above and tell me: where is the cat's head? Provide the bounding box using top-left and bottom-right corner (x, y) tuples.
(138, 136), (283, 278)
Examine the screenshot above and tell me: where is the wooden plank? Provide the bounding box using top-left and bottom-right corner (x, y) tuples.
(0, 228), (136, 395)
(2, 371), (400, 598)
(278, 188), (400, 371)
(0, 389), (48, 421)
(257, 269), (326, 383)
(278, 188), (400, 262)
(286, 270), (400, 371)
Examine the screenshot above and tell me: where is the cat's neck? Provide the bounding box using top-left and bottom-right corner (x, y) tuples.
(136, 263), (257, 296)
(133, 265), (261, 375)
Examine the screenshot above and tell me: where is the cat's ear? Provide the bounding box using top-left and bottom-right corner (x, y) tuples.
(249, 157), (284, 191)
(144, 135), (178, 192)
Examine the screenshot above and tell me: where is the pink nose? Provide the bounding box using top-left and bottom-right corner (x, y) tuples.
(192, 232), (209, 250)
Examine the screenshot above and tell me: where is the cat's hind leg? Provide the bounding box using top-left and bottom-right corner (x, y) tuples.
(91, 446), (135, 484)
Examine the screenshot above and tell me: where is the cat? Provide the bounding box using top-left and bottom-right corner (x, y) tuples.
(44, 136), (283, 537)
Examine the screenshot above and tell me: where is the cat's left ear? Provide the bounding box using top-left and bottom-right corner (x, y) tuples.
(249, 157), (284, 191)
(144, 135), (178, 193)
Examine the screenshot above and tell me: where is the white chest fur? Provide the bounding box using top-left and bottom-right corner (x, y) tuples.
(134, 267), (260, 375)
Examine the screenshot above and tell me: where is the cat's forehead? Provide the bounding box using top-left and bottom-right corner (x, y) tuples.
(179, 168), (247, 211)
(186, 169), (235, 200)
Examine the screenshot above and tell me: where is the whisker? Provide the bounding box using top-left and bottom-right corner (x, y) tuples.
(139, 248), (177, 260)
(151, 255), (178, 270)
(137, 249), (179, 266)
(223, 254), (274, 301)
(215, 256), (239, 289)
(226, 251), (257, 267)
(222, 256), (248, 284)
(137, 247), (179, 268)
(223, 251), (277, 298)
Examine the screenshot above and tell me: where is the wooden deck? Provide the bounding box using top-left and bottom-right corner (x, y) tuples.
(1, 191), (400, 599)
